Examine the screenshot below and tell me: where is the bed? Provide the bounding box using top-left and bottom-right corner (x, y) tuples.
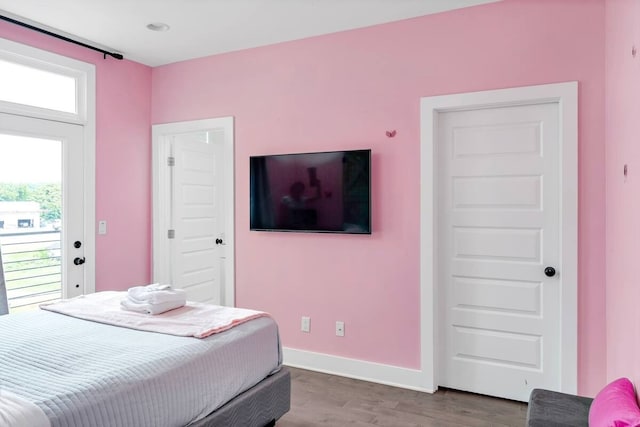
(0, 292), (290, 427)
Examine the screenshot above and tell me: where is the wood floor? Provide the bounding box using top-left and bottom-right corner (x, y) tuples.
(277, 367), (528, 427)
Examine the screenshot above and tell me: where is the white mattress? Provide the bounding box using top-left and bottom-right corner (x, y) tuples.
(0, 309), (281, 427)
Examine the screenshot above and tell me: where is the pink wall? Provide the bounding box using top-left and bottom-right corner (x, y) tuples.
(0, 22), (153, 292)
(152, 0), (607, 395)
(605, 0), (640, 384)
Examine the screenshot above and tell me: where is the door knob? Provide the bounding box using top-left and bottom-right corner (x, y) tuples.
(74, 257), (86, 266)
(544, 266), (556, 277)
(215, 238), (223, 245)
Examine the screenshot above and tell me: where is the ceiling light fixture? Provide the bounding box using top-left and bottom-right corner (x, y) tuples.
(146, 23), (170, 32)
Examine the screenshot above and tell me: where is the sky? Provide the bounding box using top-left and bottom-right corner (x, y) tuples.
(0, 57), (74, 184)
(0, 59), (76, 113)
(0, 134), (61, 183)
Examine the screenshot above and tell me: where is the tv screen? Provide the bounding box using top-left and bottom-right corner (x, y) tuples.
(250, 149), (371, 234)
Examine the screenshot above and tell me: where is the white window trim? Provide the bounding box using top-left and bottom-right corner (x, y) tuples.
(0, 36), (96, 294)
(0, 37), (90, 124)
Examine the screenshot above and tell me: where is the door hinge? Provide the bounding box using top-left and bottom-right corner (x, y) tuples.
(167, 229), (175, 239)
(167, 156), (175, 167)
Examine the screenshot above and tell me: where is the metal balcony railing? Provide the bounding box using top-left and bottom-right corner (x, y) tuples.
(0, 230), (61, 313)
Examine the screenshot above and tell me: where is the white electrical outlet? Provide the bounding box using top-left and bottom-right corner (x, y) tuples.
(301, 316), (310, 333)
(336, 321), (345, 337)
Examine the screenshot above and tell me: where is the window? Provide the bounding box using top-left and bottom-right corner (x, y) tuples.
(17, 219), (33, 228)
(0, 38), (91, 124)
(0, 59), (77, 113)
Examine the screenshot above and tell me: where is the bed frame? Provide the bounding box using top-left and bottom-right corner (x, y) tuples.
(190, 367), (291, 427)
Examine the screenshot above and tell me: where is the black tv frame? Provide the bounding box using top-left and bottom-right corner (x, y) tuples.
(250, 149), (371, 234)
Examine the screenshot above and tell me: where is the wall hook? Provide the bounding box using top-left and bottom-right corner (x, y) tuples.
(633, 46), (637, 58)
(386, 130), (397, 138)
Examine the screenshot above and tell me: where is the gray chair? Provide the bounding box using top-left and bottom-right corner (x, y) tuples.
(527, 389), (592, 426)
(0, 245), (8, 315)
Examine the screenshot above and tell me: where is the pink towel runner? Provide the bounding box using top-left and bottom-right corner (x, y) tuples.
(40, 291), (269, 338)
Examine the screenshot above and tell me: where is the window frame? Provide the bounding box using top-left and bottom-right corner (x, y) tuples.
(0, 37), (91, 124)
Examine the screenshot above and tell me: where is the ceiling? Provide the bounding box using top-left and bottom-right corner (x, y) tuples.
(0, 0), (500, 67)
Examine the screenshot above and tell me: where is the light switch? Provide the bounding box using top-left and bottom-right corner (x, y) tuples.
(98, 220), (107, 235)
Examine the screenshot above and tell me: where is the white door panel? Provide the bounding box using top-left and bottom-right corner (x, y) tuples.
(453, 176), (542, 209)
(452, 276), (541, 314)
(439, 102), (561, 401)
(453, 227), (542, 261)
(453, 260), (545, 282)
(171, 132), (223, 304)
(452, 326), (541, 366)
(185, 280), (218, 303)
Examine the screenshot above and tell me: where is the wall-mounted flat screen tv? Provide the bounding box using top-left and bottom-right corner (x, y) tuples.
(250, 149), (371, 234)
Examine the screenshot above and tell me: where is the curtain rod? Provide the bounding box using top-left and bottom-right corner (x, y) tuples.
(0, 14), (123, 60)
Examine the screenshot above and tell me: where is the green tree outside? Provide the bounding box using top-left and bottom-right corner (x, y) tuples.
(0, 183), (61, 223)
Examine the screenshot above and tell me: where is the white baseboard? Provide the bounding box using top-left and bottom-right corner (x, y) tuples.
(283, 347), (435, 393)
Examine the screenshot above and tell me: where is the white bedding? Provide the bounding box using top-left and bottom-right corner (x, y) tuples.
(0, 307), (281, 427)
(0, 391), (50, 427)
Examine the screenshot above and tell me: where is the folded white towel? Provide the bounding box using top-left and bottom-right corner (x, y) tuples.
(120, 298), (185, 315)
(145, 283), (171, 291)
(127, 284), (186, 305)
(129, 283), (171, 294)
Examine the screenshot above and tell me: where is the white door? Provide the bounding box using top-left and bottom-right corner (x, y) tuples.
(437, 102), (566, 401)
(0, 113), (85, 309)
(153, 118), (235, 306)
(171, 131), (225, 303)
